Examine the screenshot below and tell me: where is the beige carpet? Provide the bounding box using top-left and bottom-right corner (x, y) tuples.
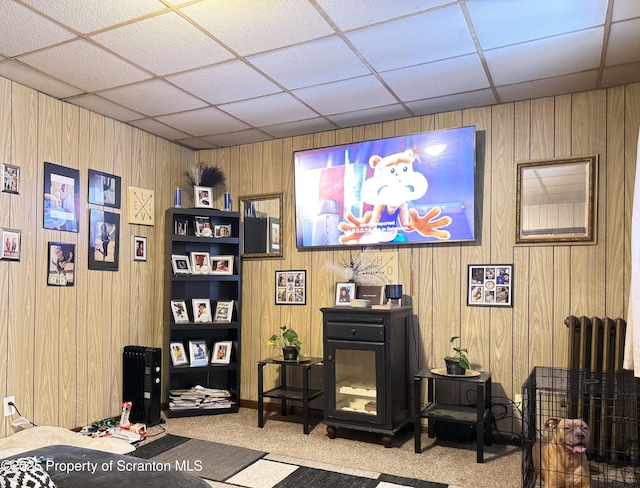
(152, 407), (522, 488)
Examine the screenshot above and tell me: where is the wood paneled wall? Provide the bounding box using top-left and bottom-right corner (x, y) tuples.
(1, 74), (639, 439)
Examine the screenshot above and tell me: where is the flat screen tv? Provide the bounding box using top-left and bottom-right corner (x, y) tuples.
(293, 126), (476, 249)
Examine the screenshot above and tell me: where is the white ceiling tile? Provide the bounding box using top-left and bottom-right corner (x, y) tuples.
(606, 18), (640, 66)
(0, 0), (75, 57)
(380, 54), (489, 101)
(315, 0), (454, 30)
(262, 117), (338, 138)
(174, 137), (217, 149)
(468, 0), (607, 50)
(612, 0), (640, 21)
(92, 12), (234, 76)
(128, 118), (190, 140)
(601, 62), (640, 88)
(18, 39), (150, 92)
(21, 0), (168, 33)
(156, 107), (251, 136)
(180, 0), (334, 56)
(328, 104), (412, 128)
(495, 72), (598, 102)
(406, 89), (497, 116)
(248, 37), (370, 90)
(0, 60), (82, 98)
(203, 130), (274, 147)
(293, 76), (397, 114)
(99, 79), (207, 116)
(64, 94), (143, 122)
(219, 93), (318, 126)
(345, 6), (475, 72)
(485, 29), (603, 86)
(167, 60), (282, 105)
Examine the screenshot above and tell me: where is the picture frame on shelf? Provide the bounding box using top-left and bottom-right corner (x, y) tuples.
(170, 342), (188, 366)
(275, 270), (306, 305)
(356, 285), (385, 306)
(0, 227), (21, 261)
(192, 299), (212, 323)
(88, 209), (120, 271)
(467, 264), (513, 307)
(171, 254), (191, 274)
(88, 169), (121, 208)
(211, 255), (233, 275)
(188, 340), (209, 367)
(171, 299), (190, 324)
(133, 235), (147, 261)
(194, 186), (213, 209)
(190, 251), (211, 274)
(47, 241), (75, 286)
(335, 282), (356, 305)
(174, 219), (188, 236)
(194, 216), (212, 237)
(214, 224), (231, 238)
(44, 162), (80, 233)
(2, 163), (20, 194)
(214, 300), (234, 322)
(211, 341), (233, 364)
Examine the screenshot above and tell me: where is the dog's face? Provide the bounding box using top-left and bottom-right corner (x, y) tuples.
(546, 418), (590, 454)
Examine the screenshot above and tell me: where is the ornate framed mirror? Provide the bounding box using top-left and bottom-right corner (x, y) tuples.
(239, 193), (284, 259)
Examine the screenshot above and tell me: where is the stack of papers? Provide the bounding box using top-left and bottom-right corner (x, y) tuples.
(169, 385), (233, 411)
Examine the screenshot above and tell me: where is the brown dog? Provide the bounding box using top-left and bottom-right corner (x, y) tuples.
(532, 418), (591, 487)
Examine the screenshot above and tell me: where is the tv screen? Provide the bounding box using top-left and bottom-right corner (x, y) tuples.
(294, 126), (476, 249)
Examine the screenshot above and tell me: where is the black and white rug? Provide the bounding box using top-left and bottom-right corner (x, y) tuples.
(134, 434), (449, 488)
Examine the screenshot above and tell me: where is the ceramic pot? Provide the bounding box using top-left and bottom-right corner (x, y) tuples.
(282, 346), (298, 361)
(445, 358), (465, 375)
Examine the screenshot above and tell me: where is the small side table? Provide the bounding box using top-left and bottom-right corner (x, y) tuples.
(258, 357), (323, 434)
(414, 368), (492, 463)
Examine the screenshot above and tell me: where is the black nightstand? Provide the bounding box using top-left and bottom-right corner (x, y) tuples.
(414, 369), (492, 463)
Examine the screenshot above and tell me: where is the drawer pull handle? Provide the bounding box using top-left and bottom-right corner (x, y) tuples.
(351, 328), (356, 335)
(327, 355), (333, 361)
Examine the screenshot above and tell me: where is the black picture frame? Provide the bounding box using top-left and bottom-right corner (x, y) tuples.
(88, 169), (121, 208)
(2, 163), (20, 194)
(47, 242), (75, 286)
(275, 270), (306, 305)
(43, 162), (80, 233)
(89, 209), (120, 271)
(467, 264), (513, 307)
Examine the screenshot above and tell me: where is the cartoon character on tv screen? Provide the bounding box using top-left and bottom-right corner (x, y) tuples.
(338, 149), (452, 244)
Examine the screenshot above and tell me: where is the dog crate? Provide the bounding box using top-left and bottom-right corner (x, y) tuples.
(522, 366), (640, 487)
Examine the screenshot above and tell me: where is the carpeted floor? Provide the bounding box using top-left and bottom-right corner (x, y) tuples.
(134, 434), (450, 488)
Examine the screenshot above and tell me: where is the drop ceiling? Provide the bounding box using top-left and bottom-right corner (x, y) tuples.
(1, 0), (639, 150)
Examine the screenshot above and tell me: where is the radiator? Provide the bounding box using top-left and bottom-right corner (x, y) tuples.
(564, 316), (637, 465)
(123, 346), (162, 426)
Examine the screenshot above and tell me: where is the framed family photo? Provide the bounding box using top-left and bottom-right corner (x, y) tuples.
(275, 270), (306, 305)
(190, 251), (211, 274)
(171, 299), (190, 324)
(170, 342), (188, 366)
(194, 186), (213, 208)
(211, 341), (233, 364)
(467, 264), (513, 307)
(194, 216), (212, 237)
(214, 224), (231, 238)
(214, 300), (234, 322)
(171, 254), (191, 274)
(133, 235), (147, 261)
(1, 228), (21, 261)
(88, 209), (120, 271)
(44, 162), (80, 233)
(189, 340), (208, 367)
(335, 282), (356, 305)
(211, 255), (233, 275)
(2, 163), (20, 194)
(88, 169), (121, 208)
(192, 299), (212, 323)
(174, 219), (188, 236)
(47, 242), (75, 286)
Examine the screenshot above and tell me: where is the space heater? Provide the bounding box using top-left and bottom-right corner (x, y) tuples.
(122, 346), (162, 426)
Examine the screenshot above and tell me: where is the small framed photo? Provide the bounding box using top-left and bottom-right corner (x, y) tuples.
(214, 224), (231, 238)
(190, 251), (211, 274)
(194, 186), (213, 208)
(88, 169), (121, 208)
(192, 299), (212, 323)
(171, 254), (191, 274)
(47, 242), (75, 286)
(211, 255), (233, 275)
(356, 285), (385, 306)
(467, 264), (513, 307)
(214, 300), (234, 322)
(171, 299), (190, 324)
(170, 342), (188, 366)
(1, 228), (21, 261)
(211, 341), (233, 364)
(89, 209), (120, 271)
(133, 235), (147, 261)
(189, 340), (209, 367)
(275, 270), (306, 305)
(269, 217), (280, 252)
(174, 219), (188, 236)
(2, 163), (20, 194)
(335, 282), (356, 305)
(194, 216), (212, 237)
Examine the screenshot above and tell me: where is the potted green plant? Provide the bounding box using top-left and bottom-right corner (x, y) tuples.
(444, 336), (470, 375)
(267, 326), (303, 362)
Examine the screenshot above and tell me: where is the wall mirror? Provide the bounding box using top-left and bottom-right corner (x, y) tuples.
(515, 154), (598, 245)
(239, 193), (283, 259)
